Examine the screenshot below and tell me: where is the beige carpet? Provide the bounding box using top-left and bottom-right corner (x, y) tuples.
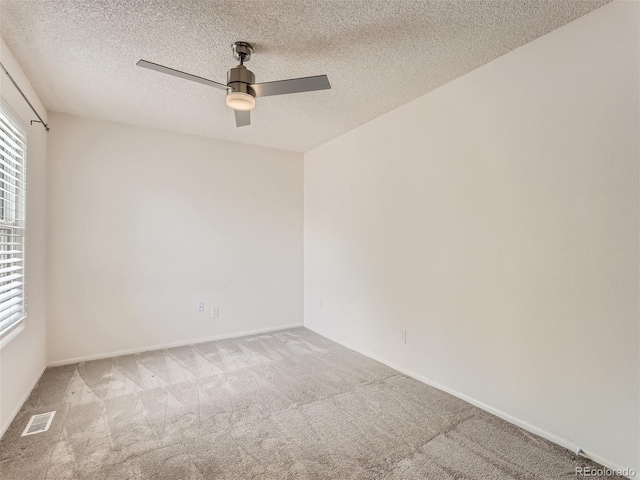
(0, 328), (616, 479)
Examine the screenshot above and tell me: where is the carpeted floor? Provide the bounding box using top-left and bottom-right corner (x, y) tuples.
(0, 328), (616, 479)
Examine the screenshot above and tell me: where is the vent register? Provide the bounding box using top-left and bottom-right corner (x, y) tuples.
(21, 411), (55, 436)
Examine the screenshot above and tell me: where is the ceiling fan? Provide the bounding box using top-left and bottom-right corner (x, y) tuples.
(137, 42), (331, 127)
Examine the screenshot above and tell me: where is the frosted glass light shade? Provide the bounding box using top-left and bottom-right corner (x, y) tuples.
(226, 92), (256, 111)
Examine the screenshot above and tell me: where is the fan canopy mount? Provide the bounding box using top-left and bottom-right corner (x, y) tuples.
(232, 41), (253, 62)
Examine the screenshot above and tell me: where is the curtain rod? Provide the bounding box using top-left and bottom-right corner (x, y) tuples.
(0, 61), (49, 131)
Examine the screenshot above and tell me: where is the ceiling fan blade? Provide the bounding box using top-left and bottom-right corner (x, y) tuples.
(250, 75), (330, 97)
(136, 59), (228, 91)
(235, 109), (250, 127)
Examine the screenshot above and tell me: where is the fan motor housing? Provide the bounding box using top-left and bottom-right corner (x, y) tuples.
(227, 65), (256, 96)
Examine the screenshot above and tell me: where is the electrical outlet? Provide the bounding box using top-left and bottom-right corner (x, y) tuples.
(401, 329), (407, 344)
(211, 307), (219, 319)
(197, 301), (205, 313)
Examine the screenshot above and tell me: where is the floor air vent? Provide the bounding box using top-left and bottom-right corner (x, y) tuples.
(22, 411), (55, 436)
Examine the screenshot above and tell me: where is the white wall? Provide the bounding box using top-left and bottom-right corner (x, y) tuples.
(0, 39), (48, 436)
(47, 113), (303, 364)
(304, 1), (639, 475)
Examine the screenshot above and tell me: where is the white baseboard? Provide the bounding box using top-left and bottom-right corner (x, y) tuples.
(47, 323), (304, 367)
(306, 326), (637, 480)
(0, 364), (46, 439)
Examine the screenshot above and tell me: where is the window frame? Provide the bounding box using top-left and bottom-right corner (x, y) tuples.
(0, 97), (27, 345)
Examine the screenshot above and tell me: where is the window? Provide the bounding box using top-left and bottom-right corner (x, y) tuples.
(0, 102), (26, 340)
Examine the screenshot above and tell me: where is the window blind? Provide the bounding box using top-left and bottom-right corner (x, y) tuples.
(0, 103), (26, 338)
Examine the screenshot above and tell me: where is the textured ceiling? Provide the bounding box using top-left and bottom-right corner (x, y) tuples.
(0, 0), (608, 152)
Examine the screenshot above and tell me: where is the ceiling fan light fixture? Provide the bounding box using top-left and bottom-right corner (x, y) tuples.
(226, 91), (255, 111)
(137, 41), (331, 127)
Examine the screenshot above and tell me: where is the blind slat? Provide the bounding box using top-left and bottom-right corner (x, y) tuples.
(0, 281), (23, 295)
(0, 311), (25, 334)
(0, 166), (26, 186)
(0, 233), (25, 238)
(0, 188), (26, 204)
(0, 118), (23, 142)
(0, 149), (25, 168)
(0, 257), (23, 265)
(0, 111), (25, 139)
(0, 265), (22, 275)
(0, 303), (22, 322)
(0, 156), (25, 178)
(0, 136), (24, 159)
(0, 295), (22, 314)
(0, 287), (22, 304)
(0, 178), (25, 195)
(0, 128), (24, 153)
